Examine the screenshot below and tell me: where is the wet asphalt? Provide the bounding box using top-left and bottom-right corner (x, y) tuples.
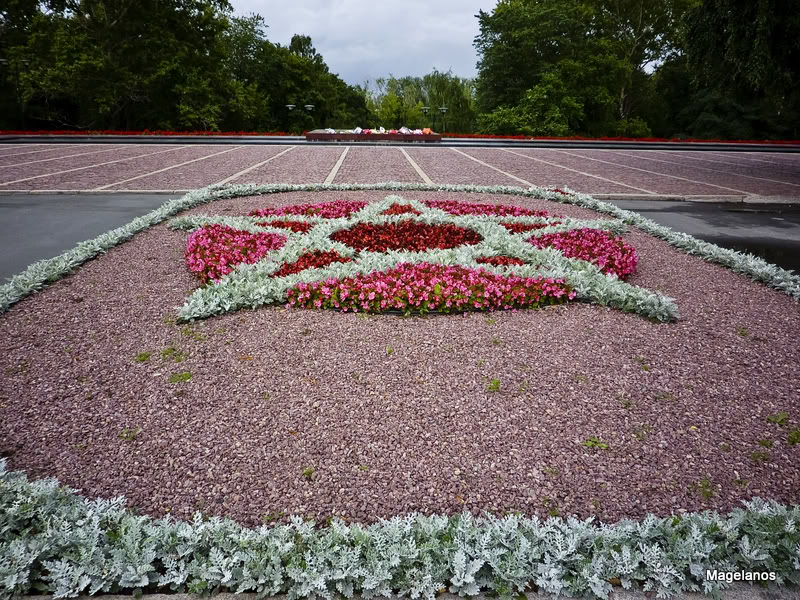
(0, 194), (798, 284)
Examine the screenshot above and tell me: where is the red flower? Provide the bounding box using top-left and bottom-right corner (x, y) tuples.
(330, 221), (482, 253)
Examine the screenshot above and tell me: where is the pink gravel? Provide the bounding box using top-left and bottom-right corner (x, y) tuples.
(564, 149), (800, 195)
(0, 145), (158, 184)
(0, 145), (224, 190)
(334, 147), (423, 184)
(457, 148), (644, 194)
(1, 190), (798, 527)
(404, 148), (521, 186)
(232, 146), (344, 185)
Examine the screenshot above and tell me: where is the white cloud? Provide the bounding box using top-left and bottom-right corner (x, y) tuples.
(230, 0), (498, 85)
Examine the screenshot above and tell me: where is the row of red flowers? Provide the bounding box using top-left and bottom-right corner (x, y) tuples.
(286, 262), (576, 315)
(4, 129), (798, 144)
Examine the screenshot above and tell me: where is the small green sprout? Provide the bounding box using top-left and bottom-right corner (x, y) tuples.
(487, 379), (501, 392)
(169, 371), (192, 383)
(690, 478), (715, 500)
(120, 427), (142, 442)
(767, 412), (789, 426)
(583, 437), (609, 450)
(134, 351), (151, 363)
(302, 466), (315, 480)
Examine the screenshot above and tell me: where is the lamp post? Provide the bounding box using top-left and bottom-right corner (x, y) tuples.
(439, 106), (448, 133)
(421, 106), (430, 129)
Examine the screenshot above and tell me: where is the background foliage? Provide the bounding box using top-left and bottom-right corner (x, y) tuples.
(0, 0), (798, 138)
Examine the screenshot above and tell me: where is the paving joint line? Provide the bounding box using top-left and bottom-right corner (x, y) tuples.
(550, 149), (752, 194)
(0, 145), (191, 187)
(324, 146), (349, 184)
(603, 149), (800, 189)
(400, 148), (433, 184)
(0, 146), (125, 168)
(502, 148), (657, 194)
(450, 148), (534, 186)
(213, 146), (296, 185)
(93, 146), (244, 190)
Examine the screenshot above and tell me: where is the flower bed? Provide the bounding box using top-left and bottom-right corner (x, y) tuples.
(184, 224), (286, 283)
(173, 194), (660, 320)
(287, 263), (575, 314)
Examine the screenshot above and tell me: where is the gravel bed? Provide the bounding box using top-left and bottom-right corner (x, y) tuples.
(2, 190), (798, 527)
(458, 148), (643, 194)
(233, 146), (344, 185)
(0, 144), (104, 167)
(108, 146), (287, 190)
(0, 145), (156, 184)
(404, 148), (522, 186)
(0, 145), (222, 190)
(564, 149), (800, 195)
(334, 147), (423, 184)
(503, 148), (734, 195)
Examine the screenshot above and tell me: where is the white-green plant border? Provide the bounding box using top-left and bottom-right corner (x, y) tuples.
(170, 194), (677, 321)
(0, 182), (798, 317)
(1, 460), (798, 600)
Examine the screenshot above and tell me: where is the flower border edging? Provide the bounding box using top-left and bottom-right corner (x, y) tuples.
(1, 182), (798, 315)
(1, 461), (798, 600)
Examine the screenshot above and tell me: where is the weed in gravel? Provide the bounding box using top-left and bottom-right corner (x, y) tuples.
(788, 430), (800, 445)
(487, 379), (501, 392)
(632, 355), (650, 372)
(735, 477), (749, 488)
(486, 317), (498, 325)
(542, 497), (560, 517)
(759, 439), (774, 448)
(490, 336), (503, 346)
(736, 326), (749, 337)
(618, 394), (633, 410)
(161, 346), (187, 362)
(690, 478), (715, 500)
(654, 391), (676, 402)
(262, 511), (285, 523)
(542, 466), (560, 477)
(302, 466), (315, 480)
(119, 427), (142, 442)
(633, 423), (653, 440)
(751, 450), (770, 463)
(71, 442), (88, 451)
(573, 373), (589, 384)
(169, 371), (192, 384)
(476, 359), (486, 368)
(162, 316), (177, 326)
(301, 328), (312, 336)
(767, 411), (789, 426)
(583, 437), (609, 450)
(134, 351), (151, 363)
(386, 345), (393, 356)
(518, 381), (529, 393)
(181, 325), (207, 341)
(358, 464), (369, 472)
(720, 442), (732, 452)
(4, 360), (29, 375)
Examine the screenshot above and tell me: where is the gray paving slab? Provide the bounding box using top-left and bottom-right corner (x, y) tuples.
(0, 193), (178, 282)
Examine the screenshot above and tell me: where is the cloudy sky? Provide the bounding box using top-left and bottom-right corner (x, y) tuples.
(230, 0), (499, 86)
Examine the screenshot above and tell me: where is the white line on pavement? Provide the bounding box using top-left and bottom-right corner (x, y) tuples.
(550, 149), (751, 194)
(93, 146), (244, 190)
(0, 146), (190, 187)
(213, 146), (296, 185)
(324, 146), (349, 184)
(450, 148), (534, 186)
(502, 149), (657, 194)
(0, 146), (126, 167)
(0, 144), (80, 158)
(400, 148), (433, 184)
(605, 150), (800, 188)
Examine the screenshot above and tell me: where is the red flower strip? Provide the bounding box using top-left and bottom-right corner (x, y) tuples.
(424, 199), (549, 217)
(256, 220), (313, 233)
(381, 203), (422, 216)
(500, 221), (562, 233)
(475, 256), (527, 266)
(330, 221), (482, 253)
(273, 250), (352, 278)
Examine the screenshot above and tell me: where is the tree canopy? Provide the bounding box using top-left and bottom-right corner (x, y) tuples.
(1, 0), (797, 138)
